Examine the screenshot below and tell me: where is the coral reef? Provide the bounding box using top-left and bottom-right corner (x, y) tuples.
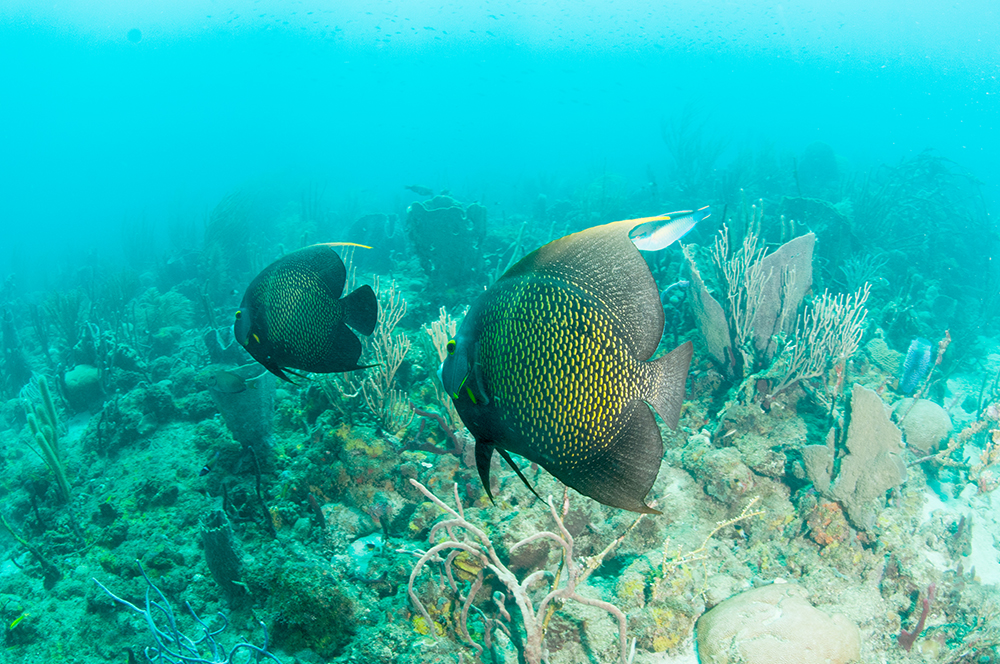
(1, 150), (999, 664)
(895, 398), (952, 454)
(800, 384), (909, 532)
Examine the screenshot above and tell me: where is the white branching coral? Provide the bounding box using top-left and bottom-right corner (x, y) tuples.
(766, 284), (870, 397)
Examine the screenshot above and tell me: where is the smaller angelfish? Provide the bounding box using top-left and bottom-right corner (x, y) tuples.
(208, 370), (256, 394)
(628, 206), (710, 251)
(235, 243), (379, 382)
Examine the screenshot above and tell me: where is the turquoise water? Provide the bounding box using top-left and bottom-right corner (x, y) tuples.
(1, 2), (999, 663)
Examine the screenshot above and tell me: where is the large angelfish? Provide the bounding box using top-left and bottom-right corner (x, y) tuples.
(442, 208), (709, 513)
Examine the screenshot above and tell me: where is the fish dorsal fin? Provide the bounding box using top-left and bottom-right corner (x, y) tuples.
(500, 217), (666, 361)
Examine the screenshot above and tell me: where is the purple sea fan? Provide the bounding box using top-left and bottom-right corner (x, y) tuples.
(899, 337), (933, 394)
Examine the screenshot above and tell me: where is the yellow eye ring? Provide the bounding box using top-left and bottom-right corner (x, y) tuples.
(446, 339), (456, 355)
(235, 310), (242, 320)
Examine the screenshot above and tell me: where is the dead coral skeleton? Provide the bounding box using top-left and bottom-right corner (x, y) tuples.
(916, 400), (1000, 488)
(404, 479), (638, 664)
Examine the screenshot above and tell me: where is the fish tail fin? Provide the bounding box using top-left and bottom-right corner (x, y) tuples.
(342, 284), (378, 336)
(646, 340), (693, 429)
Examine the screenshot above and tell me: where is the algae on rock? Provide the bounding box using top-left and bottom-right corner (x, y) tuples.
(696, 582), (861, 664)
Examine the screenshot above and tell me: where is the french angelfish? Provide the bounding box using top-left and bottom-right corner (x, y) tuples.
(235, 243), (378, 382)
(441, 207), (710, 513)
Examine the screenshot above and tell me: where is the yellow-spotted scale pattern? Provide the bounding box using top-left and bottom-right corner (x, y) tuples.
(478, 277), (653, 474)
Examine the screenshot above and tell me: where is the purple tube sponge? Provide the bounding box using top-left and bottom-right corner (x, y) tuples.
(898, 583), (935, 651)
(899, 337), (933, 394)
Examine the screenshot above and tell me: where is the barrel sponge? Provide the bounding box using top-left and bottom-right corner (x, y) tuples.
(894, 399), (952, 454)
(696, 583), (860, 664)
(63, 363), (103, 410)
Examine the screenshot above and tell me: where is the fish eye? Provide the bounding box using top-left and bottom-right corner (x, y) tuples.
(235, 310), (241, 320)
(446, 340), (456, 355)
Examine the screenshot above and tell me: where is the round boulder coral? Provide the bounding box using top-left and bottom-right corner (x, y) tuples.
(894, 399), (951, 454)
(695, 583), (860, 664)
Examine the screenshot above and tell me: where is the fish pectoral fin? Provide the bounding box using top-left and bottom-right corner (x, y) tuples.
(495, 447), (542, 501)
(265, 362), (299, 384)
(471, 352), (491, 405)
(284, 368), (310, 381)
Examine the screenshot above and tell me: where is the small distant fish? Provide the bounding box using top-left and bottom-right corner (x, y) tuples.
(208, 370), (256, 394)
(200, 451), (220, 476)
(441, 210), (707, 513)
(404, 184), (434, 196)
(660, 279), (690, 305)
(234, 243), (379, 382)
(629, 206), (709, 251)
(899, 337), (933, 394)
